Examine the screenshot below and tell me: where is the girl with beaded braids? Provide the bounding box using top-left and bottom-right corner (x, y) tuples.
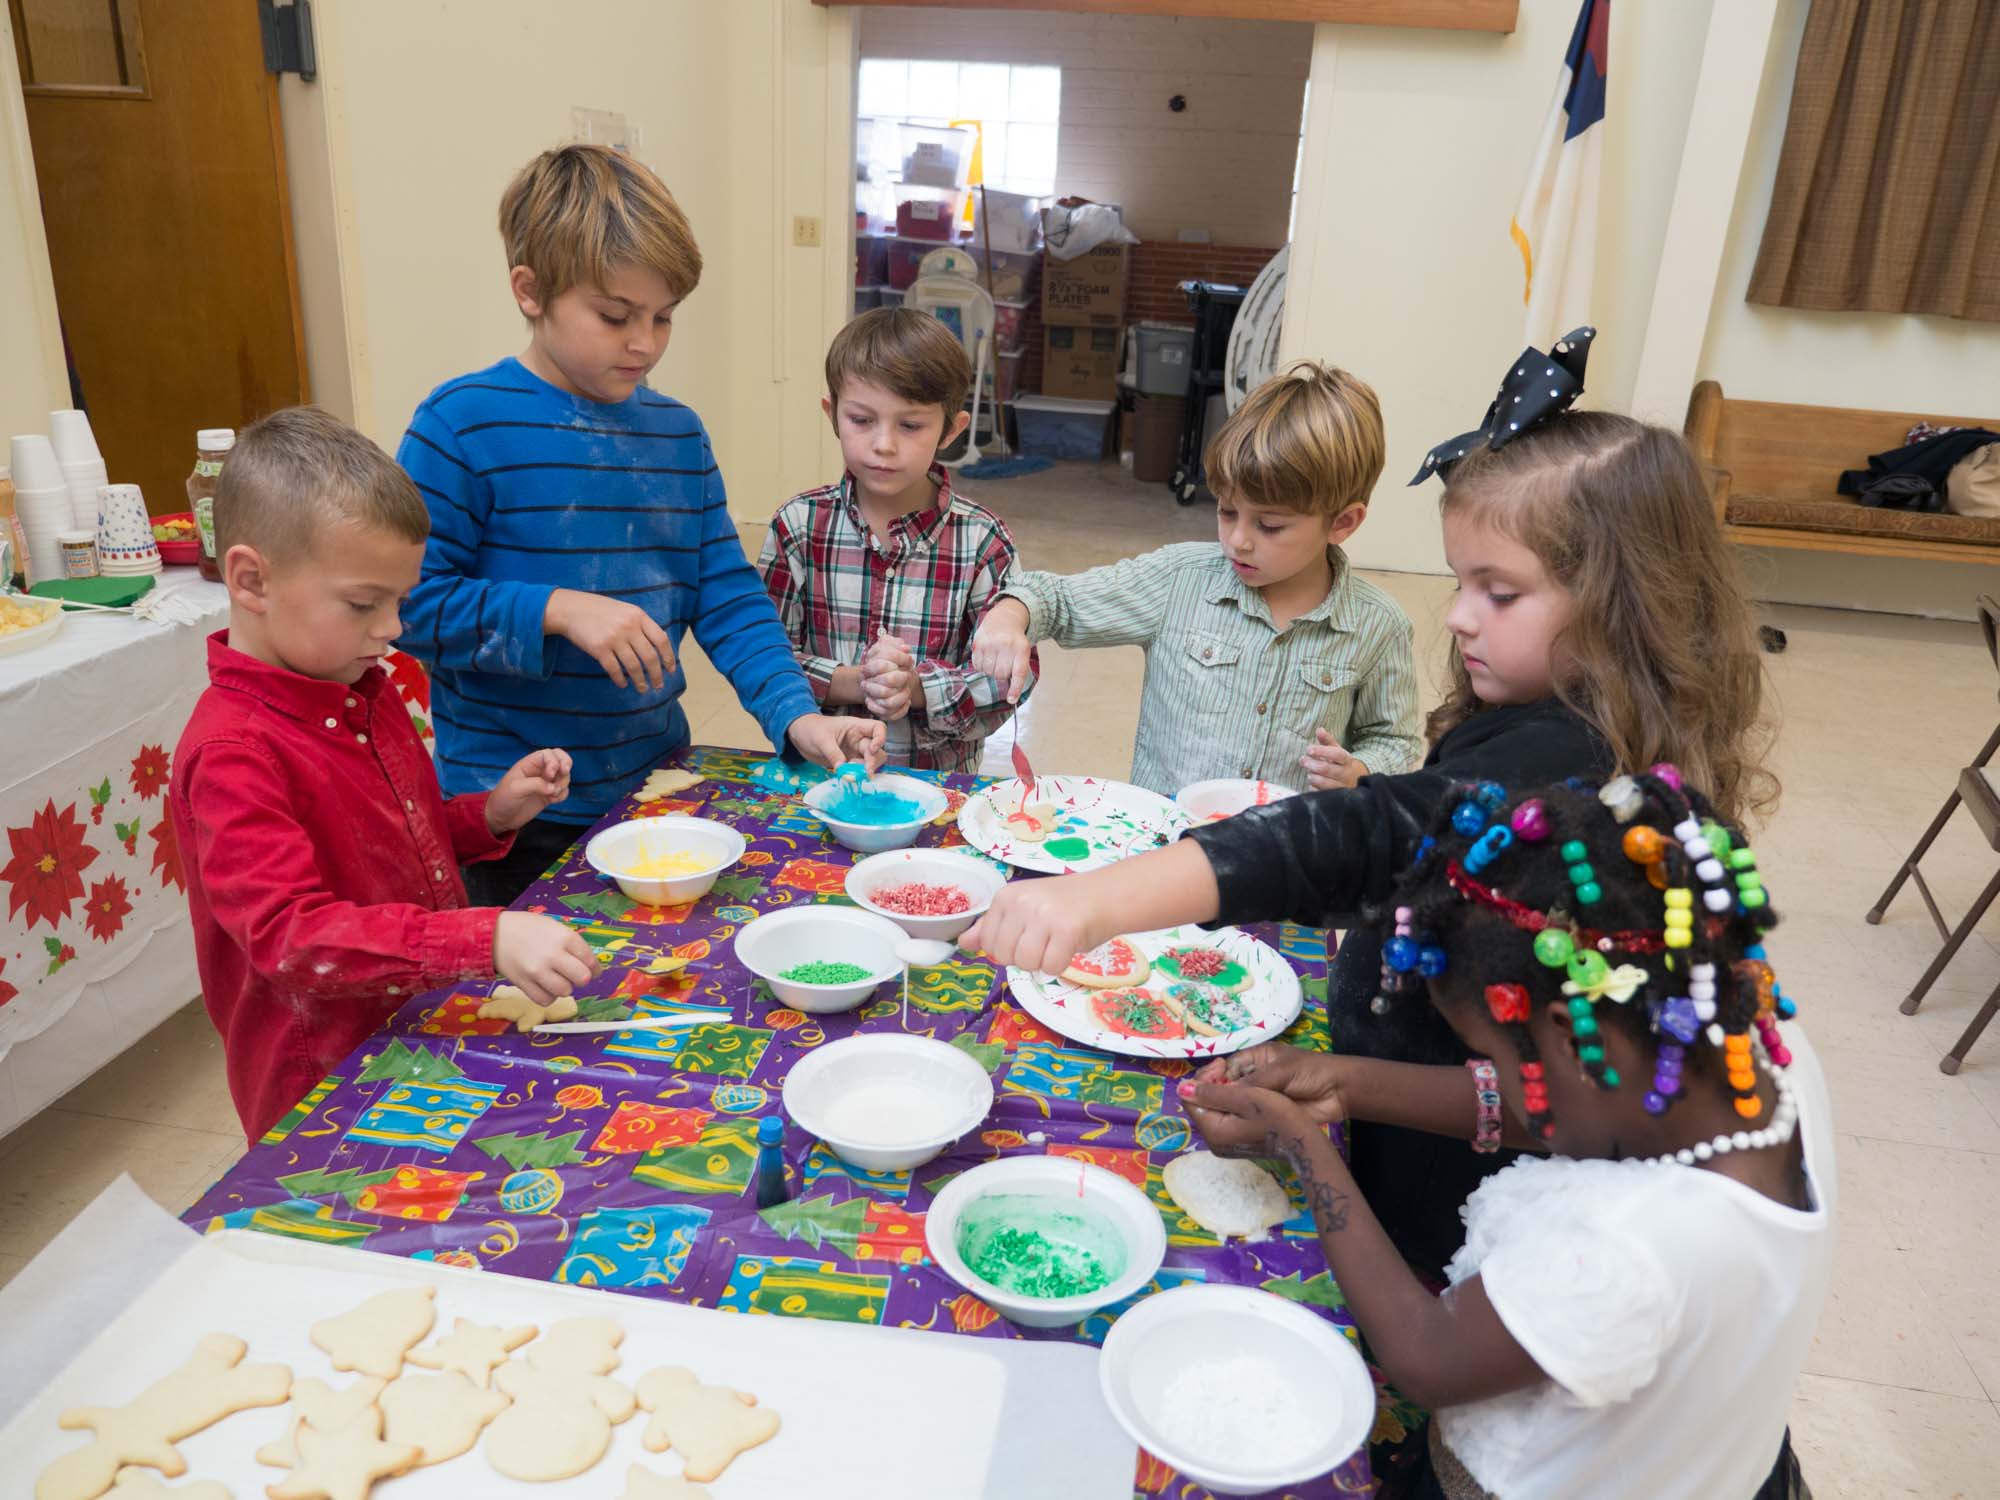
(1181, 774), (1830, 1500)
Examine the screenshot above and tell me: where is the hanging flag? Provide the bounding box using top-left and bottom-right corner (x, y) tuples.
(1512, 0), (1609, 350)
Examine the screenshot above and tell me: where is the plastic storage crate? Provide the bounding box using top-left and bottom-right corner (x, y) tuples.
(1132, 322), (1196, 398)
(1012, 395), (1115, 461)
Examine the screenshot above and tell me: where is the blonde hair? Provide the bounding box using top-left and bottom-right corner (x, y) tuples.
(499, 143), (702, 304)
(1203, 361), (1386, 516)
(825, 307), (973, 418)
(215, 407), (428, 564)
(1428, 411), (1778, 825)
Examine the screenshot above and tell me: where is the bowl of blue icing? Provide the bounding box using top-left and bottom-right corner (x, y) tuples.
(803, 773), (949, 853)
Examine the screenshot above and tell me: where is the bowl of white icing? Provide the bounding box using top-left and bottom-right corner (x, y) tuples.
(782, 1034), (993, 1172)
(1097, 1284), (1374, 1494)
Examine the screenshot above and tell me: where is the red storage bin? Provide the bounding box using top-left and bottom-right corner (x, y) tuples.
(897, 197), (959, 241)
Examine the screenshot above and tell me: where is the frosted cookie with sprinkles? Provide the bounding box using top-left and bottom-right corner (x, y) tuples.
(1088, 986), (1186, 1040)
(1060, 937), (1152, 989)
(1152, 945), (1252, 994)
(1161, 980), (1253, 1037)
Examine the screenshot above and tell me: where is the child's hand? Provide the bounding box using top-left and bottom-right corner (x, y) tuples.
(486, 749), (573, 835)
(1193, 1044), (1350, 1127)
(1177, 1077), (1315, 1160)
(787, 712), (887, 774)
(1301, 729), (1366, 792)
(492, 911), (598, 1009)
(962, 874), (1115, 978)
(547, 588), (676, 693)
(970, 598), (1034, 703)
(861, 634), (916, 721)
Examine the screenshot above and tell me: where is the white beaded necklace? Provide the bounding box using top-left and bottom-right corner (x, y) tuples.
(1638, 1057), (1797, 1168)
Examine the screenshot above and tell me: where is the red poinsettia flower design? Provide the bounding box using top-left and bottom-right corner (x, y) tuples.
(130, 744), (171, 800)
(386, 650), (431, 712)
(84, 874), (132, 943)
(148, 813), (183, 892)
(2, 800), (100, 931)
(0, 956), (16, 1010)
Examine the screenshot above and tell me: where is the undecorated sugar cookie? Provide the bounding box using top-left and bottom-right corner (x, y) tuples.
(255, 1377), (385, 1468)
(617, 1465), (714, 1500)
(405, 1318), (536, 1388)
(265, 1409), (418, 1500)
(378, 1372), (508, 1467)
(633, 1367), (780, 1483)
(106, 1472), (232, 1500)
(1163, 1150), (1293, 1242)
(638, 768), (705, 801)
(1061, 937), (1151, 990)
(309, 1287), (436, 1381)
(37, 1332), (291, 1500)
(482, 1317), (634, 1482)
(476, 985), (579, 1032)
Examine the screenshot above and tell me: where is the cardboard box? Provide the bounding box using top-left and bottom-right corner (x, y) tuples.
(1042, 245), (1129, 327)
(1042, 324), (1121, 401)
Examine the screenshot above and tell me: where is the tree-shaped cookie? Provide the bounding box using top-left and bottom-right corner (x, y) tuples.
(633, 1367), (780, 1483)
(308, 1287), (436, 1380)
(265, 1409), (419, 1500)
(482, 1317), (634, 1482)
(379, 1371), (510, 1467)
(405, 1318), (535, 1388)
(255, 1376), (386, 1468)
(36, 1332), (291, 1500)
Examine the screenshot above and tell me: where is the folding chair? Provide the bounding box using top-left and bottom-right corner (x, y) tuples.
(1865, 594), (2000, 1074)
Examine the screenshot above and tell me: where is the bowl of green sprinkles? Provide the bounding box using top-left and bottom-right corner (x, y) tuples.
(925, 1156), (1168, 1328)
(733, 905), (908, 1012)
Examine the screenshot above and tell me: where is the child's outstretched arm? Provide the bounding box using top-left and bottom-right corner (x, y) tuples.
(1182, 1079), (1545, 1410)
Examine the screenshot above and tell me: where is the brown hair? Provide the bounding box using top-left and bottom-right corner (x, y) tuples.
(215, 406), (429, 564)
(499, 143), (702, 304)
(825, 307), (973, 419)
(1426, 411), (1778, 825)
(1203, 361), (1386, 516)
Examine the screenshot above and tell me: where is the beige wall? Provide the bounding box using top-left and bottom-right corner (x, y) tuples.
(1286, 0), (1715, 579)
(857, 7), (1311, 247)
(0, 6), (68, 447)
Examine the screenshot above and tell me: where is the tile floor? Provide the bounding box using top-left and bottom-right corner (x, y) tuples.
(6, 460), (1999, 1496)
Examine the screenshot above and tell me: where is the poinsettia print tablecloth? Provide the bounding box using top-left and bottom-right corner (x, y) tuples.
(186, 745), (1397, 1498)
(0, 579), (436, 1135)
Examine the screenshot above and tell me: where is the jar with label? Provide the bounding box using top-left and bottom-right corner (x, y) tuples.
(59, 529), (100, 578)
(188, 428), (235, 582)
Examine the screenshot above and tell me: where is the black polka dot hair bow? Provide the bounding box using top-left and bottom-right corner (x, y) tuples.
(1408, 326), (1597, 485)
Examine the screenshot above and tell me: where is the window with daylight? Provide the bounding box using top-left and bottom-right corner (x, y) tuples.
(857, 58), (1061, 197)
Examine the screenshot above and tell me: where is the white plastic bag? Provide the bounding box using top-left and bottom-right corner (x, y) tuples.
(1043, 202), (1139, 262)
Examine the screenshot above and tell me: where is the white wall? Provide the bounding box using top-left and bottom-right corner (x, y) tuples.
(0, 6), (67, 446)
(857, 7), (1311, 247)
(1693, 0), (2000, 619)
(1286, 0), (1715, 578)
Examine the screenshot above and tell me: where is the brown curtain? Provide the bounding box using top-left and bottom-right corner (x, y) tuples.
(1748, 0), (2000, 323)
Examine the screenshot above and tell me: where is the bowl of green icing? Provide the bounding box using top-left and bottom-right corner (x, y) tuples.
(925, 1156), (1167, 1328)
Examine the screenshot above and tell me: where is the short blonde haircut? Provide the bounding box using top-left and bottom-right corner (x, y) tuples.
(825, 307), (973, 419)
(215, 407), (428, 564)
(499, 143), (702, 304)
(1204, 361), (1386, 516)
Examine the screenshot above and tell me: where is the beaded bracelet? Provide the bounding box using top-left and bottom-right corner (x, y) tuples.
(1466, 1058), (1503, 1154)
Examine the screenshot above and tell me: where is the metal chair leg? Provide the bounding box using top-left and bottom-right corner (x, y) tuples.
(1941, 978), (2000, 1076)
(1902, 867), (2000, 1016)
(1868, 789), (1966, 925)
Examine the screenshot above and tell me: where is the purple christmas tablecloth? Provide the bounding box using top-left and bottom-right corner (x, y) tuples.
(185, 745), (1398, 1497)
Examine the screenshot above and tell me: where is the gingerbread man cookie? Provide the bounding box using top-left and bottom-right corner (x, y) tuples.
(633, 1367), (780, 1483)
(476, 985), (579, 1032)
(482, 1317), (634, 1482)
(37, 1333), (291, 1500)
(255, 1377), (385, 1468)
(405, 1318), (535, 1389)
(308, 1287), (436, 1381)
(264, 1409), (418, 1500)
(378, 1371), (509, 1467)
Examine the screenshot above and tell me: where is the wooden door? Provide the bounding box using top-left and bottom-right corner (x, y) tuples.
(9, 0), (306, 515)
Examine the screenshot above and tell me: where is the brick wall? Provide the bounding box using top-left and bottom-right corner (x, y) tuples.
(1127, 241), (1278, 326)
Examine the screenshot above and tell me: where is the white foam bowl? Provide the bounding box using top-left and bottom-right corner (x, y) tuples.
(925, 1156), (1167, 1329)
(1175, 778), (1299, 825)
(783, 1034), (994, 1171)
(1097, 1284), (1374, 1495)
(734, 905), (907, 1012)
(584, 815), (745, 906)
(804, 773), (949, 853)
(845, 848), (1006, 942)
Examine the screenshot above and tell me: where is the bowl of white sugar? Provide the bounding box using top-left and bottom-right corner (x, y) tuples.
(781, 1033), (993, 1172)
(1097, 1283), (1374, 1495)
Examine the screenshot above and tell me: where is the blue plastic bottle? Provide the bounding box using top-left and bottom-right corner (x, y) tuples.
(754, 1114), (789, 1208)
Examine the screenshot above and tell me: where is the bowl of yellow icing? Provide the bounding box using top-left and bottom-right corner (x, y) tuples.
(584, 815), (746, 906)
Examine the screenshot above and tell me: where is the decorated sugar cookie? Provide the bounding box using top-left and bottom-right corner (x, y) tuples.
(1161, 980), (1253, 1037)
(1060, 937), (1152, 990)
(1152, 945), (1252, 994)
(1003, 801), (1058, 844)
(1088, 986), (1185, 1040)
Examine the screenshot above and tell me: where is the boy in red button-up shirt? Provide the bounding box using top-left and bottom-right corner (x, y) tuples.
(170, 408), (599, 1141)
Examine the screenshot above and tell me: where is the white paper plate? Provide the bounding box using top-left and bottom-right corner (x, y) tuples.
(1006, 923), (1302, 1059)
(958, 775), (1189, 874)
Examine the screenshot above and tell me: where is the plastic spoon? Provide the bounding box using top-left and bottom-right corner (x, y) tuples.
(533, 1012), (721, 1035)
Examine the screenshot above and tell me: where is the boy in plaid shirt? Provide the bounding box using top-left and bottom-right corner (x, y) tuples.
(759, 308), (1033, 773)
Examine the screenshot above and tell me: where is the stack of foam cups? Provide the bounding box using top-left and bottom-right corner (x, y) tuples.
(50, 409), (109, 529)
(10, 434), (71, 584)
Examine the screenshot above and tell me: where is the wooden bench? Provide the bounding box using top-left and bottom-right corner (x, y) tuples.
(1684, 381), (2000, 565)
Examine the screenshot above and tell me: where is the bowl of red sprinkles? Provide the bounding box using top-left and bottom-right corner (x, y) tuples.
(846, 848), (1009, 943)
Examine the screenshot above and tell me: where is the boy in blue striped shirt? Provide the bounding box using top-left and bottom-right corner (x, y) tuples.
(398, 145), (882, 904)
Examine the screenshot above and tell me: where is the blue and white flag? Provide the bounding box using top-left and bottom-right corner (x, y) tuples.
(1512, 0), (1609, 349)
